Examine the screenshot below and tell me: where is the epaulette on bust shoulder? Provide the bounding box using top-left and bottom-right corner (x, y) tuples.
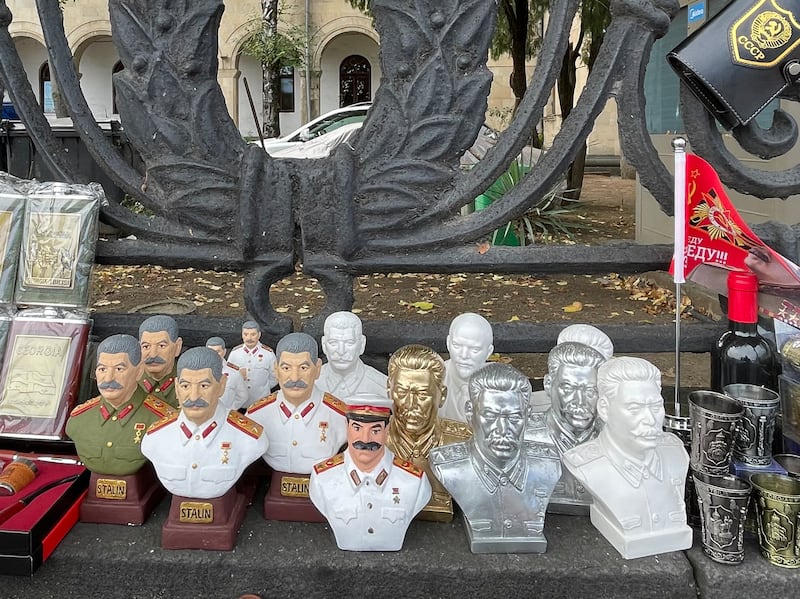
(313, 452), (345, 474)
(563, 440), (602, 467)
(144, 395), (174, 418)
(440, 418), (473, 442)
(227, 411), (263, 439)
(429, 442), (469, 466)
(247, 392), (278, 414)
(322, 393), (346, 416)
(146, 413), (178, 435)
(259, 343), (274, 352)
(70, 397), (101, 417)
(393, 456), (424, 478)
(225, 361), (240, 371)
(657, 432), (684, 447)
(525, 440), (560, 460)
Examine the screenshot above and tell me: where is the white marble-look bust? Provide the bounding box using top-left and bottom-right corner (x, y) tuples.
(562, 356), (691, 559)
(440, 313), (494, 423)
(317, 311), (388, 400)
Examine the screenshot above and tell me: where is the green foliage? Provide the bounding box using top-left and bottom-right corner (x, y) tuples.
(241, 17), (306, 69)
(346, 0), (372, 16)
(579, 0), (612, 69)
(490, 1), (546, 61)
(478, 154), (587, 245)
(120, 195), (154, 217)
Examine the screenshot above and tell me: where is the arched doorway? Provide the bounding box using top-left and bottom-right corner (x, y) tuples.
(112, 61), (124, 114)
(39, 62), (54, 113)
(339, 55), (370, 107)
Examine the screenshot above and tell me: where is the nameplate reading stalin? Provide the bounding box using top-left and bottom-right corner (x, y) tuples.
(280, 476), (310, 498)
(179, 501), (214, 523)
(96, 478), (127, 500)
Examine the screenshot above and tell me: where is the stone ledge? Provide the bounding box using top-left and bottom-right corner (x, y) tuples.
(4, 483), (792, 598)
(3, 482), (695, 599)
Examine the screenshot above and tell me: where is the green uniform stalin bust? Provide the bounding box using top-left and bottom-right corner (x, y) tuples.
(137, 315), (183, 408)
(66, 334), (173, 476)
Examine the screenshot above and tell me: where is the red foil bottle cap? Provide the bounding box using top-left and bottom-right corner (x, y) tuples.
(727, 270), (758, 324)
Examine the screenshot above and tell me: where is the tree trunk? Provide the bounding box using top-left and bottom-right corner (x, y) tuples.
(502, 0), (542, 147)
(260, 0), (281, 138)
(503, 0), (528, 112)
(557, 44), (584, 200)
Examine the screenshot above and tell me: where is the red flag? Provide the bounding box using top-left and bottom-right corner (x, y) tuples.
(670, 153), (800, 324)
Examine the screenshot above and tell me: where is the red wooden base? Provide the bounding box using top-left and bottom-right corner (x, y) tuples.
(263, 470), (325, 523)
(80, 465), (164, 526)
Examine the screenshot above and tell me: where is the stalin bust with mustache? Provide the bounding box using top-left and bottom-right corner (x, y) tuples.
(562, 357), (691, 559)
(141, 347), (267, 499)
(66, 334), (173, 476)
(247, 332), (348, 476)
(137, 314), (183, 408)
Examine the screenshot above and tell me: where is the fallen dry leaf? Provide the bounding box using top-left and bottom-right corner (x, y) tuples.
(562, 301), (583, 313)
(410, 301), (435, 311)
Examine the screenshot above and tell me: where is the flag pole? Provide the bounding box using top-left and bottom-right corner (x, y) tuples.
(672, 137), (687, 413)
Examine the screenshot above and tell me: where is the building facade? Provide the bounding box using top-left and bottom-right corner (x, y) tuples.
(5, 0), (619, 154)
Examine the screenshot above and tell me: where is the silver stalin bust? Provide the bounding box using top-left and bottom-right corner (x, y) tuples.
(527, 341), (606, 513)
(562, 357), (691, 559)
(430, 363), (561, 553)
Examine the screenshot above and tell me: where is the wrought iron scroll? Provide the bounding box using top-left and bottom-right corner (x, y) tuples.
(6, 0), (789, 333)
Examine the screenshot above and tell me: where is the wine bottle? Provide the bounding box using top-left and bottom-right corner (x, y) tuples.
(711, 271), (777, 392)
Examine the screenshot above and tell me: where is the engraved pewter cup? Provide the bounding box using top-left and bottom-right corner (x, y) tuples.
(750, 473), (800, 568)
(693, 472), (751, 564)
(664, 397), (700, 527)
(688, 391), (744, 476)
(724, 384), (780, 467)
(774, 454), (800, 479)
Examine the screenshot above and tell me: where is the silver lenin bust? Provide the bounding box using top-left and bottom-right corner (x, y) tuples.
(430, 363), (561, 553)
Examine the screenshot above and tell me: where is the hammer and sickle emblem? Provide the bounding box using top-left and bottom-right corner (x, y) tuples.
(764, 18), (784, 39)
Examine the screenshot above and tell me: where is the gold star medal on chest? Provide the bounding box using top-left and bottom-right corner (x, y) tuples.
(221, 441), (231, 464)
(133, 422), (146, 444)
(319, 421), (328, 442)
(392, 487), (400, 504)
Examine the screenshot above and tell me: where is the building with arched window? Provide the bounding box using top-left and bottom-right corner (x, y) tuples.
(3, 1), (621, 156)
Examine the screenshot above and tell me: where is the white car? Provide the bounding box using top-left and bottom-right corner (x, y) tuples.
(269, 123), (363, 159)
(255, 103), (371, 155)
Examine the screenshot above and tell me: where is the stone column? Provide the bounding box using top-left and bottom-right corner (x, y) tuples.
(217, 67), (241, 127)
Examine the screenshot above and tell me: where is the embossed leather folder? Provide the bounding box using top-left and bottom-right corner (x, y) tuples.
(668, 0), (800, 129)
(14, 182), (100, 308)
(0, 310), (90, 440)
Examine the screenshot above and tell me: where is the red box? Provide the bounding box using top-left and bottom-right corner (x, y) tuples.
(0, 452), (88, 576)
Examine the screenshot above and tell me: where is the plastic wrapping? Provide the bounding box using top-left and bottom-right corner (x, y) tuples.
(14, 182), (101, 308)
(0, 174), (26, 305)
(0, 305), (14, 359)
(0, 308), (91, 440)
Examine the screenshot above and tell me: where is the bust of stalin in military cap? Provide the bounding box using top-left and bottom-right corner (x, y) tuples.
(66, 334), (173, 476)
(309, 393), (431, 551)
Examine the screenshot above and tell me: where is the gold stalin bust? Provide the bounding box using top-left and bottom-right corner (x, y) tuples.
(66, 334), (173, 476)
(386, 344), (470, 522)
